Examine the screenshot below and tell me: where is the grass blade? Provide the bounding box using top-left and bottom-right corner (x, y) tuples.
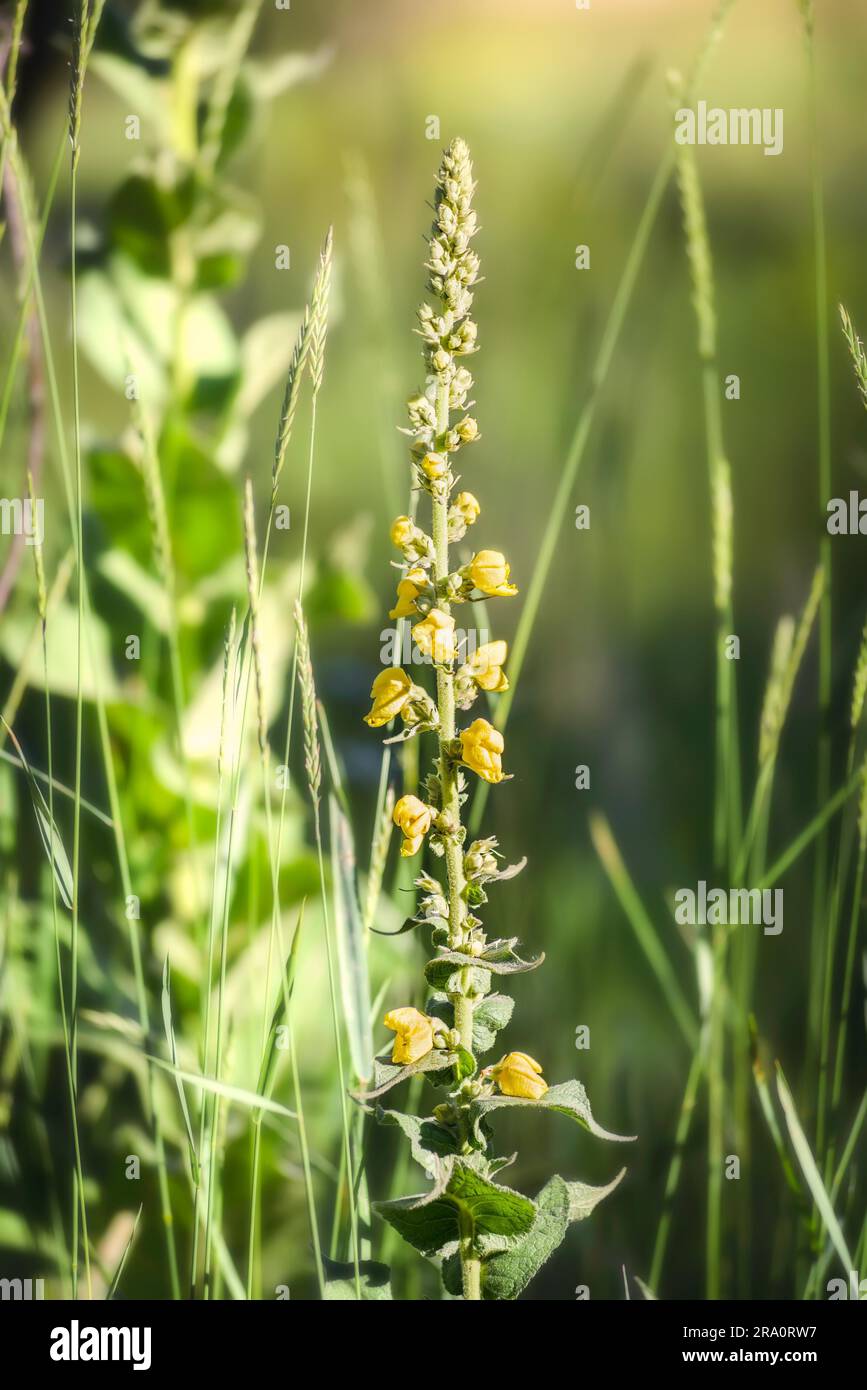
(161, 958), (199, 1184)
(776, 1064), (854, 1275)
(107, 1205), (143, 1300)
(589, 812), (698, 1048)
(1, 716), (73, 908)
(148, 1057), (298, 1122)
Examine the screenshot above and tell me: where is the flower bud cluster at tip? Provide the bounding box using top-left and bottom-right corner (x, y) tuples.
(403, 138), (482, 491)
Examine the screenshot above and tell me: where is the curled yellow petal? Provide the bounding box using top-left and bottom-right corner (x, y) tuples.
(465, 640), (508, 693)
(454, 491), (480, 525)
(384, 1006), (435, 1064)
(363, 667), (413, 727)
(420, 452), (448, 480)
(390, 515), (416, 549)
(393, 794), (433, 855)
(466, 549), (518, 598)
(459, 717), (506, 783)
(491, 1051), (548, 1100)
(412, 608), (456, 663)
(389, 567), (429, 619)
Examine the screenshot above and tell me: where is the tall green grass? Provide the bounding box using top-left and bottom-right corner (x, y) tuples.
(0, 0), (863, 1304)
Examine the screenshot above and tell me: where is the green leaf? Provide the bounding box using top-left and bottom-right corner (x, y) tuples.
(479, 937), (519, 960)
(456, 1170), (625, 1300)
(0, 601), (121, 704)
(211, 74), (255, 170)
(359, 1047), (459, 1101)
(369, 915), (423, 938)
(376, 1160), (536, 1260)
(234, 312), (305, 418)
(97, 548), (171, 634)
(323, 1258), (392, 1301)
(89, 52), (172, 145)
(471, 994), (515, 1052)
(424, 948), (543, 993)
(468, 1079), (636, 1146)
(424, 955), (491, 995)
(178, 295), (240, 410)
(189, 190), (261, 291)
(452, 1046), (477, 1081)
(376, 1107), (459, 1178)
(77, 260), (170, 400)
(108, 172), (196, 278)
(565, 1170), (628, 1219)
(244, 47), (332, 100)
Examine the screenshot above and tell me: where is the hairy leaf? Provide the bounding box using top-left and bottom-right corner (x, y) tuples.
(376, 1107), (459, 1177)
(358, 1047), (458, 1101)
(323, 1258), (392, 1301)
(425, 948), (543, 992)
(468, 1080), (636, 1145)
(375, 1161), (536, 1259)
(443, 1170), (626, 1299)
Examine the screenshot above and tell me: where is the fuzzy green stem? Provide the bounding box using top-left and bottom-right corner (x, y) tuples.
(460, 1219), (482, 1301)
(432, 374), (478, 1297)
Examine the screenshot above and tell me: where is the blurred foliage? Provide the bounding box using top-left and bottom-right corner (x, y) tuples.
(0, 0), (865, 1300)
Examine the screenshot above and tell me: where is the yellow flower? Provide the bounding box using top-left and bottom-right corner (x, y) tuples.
(466, 549), (518, 597)
(389, 567), (428, 619)
(491, 1052), (548, 1100)
(384, 1006), (435, 1065)
(465, 640), (508, 693)
(393, 793), (433, 856)
(454, 491), (480, 526)
(363, 668), (413, 727)
(421, 452), (448, 480)
(412, 608), (456, 663)
(460, 718), (506, 783)
(390, 515), (416, 549)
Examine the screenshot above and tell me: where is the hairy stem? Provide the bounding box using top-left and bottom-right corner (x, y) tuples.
(432, 375), (478, 1296)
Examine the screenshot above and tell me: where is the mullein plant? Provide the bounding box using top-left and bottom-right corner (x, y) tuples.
(361, 139), (631, 1301)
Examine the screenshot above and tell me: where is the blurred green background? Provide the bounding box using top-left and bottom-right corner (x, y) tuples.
(1, 0), (866, 1300)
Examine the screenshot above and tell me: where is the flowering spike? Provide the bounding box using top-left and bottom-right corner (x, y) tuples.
(362, 140), (626, 1301)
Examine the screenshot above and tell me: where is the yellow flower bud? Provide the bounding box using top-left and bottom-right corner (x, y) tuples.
(421, 452), (448, 480)
(412, 608), (456, 663)
(459, 717), (506, 783)
(491, 1052), (548, 1100)
(363, 667), (413, 727)
(454, 491), (480, 525)
(390, 515), (416, 549)
(384, 1006), (435, 1064)
(466, 549), (518, 597)
(389, 567), (428, 619)
(465, 640), (508, 693)
(393, 794), (433, 856)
